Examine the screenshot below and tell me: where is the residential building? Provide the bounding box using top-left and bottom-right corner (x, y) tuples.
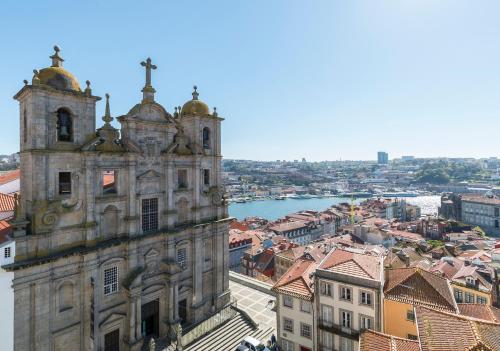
(461, 193), (500, 236)
(5, 47), (230, 351)
(383, 267), (458, 340)
(272, 259), (317, 351)
(229, 229), (253, 273)
(0, 219), (14, 266)
(269, 220), (312, 245)
(315, 248), (384, 351)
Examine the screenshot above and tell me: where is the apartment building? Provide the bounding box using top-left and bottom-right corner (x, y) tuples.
(272, 259), (317, 351)
(314, 248), (384, 351)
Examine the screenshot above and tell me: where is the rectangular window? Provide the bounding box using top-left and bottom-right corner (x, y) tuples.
(340, 336), (353, 351)
(300, 300), (311, 313)
(495, 207), (499, 217)
(178, 169), (188, 189)
(281, 339), (294, 351)
(4, 247), (11, 258)
(177, 248), (187, 270)
(300, 323), (312, 339)
(320, 330), (333, 350)
(476, 296), (487, 304)
(360, 291), (372, 306)
(454, 288), (463, 303)
(407, 309), (415, 322)
(465, 292), (475, 303)
(58, 172), (71, 194)
(203, 169), (210, 186)
(283, 295), (294, 308)
(141, 198), (158, 232)
(283, 317), (294, 333)
(407, 334), (418, 341)
(103, 267), (118, 295)
(320, 281), (332, 296)
(340, 286), (352, 301)
(102, 170), (117, 194)
(360, 315), (373, 330)
(341, 311), (352, 328)
(321, 304), (333, 326)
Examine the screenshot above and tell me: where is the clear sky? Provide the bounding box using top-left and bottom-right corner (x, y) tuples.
(1, 0), (499, 161)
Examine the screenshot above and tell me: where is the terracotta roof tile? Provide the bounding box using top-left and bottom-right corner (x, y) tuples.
(359, 329), (420, 351)
(416, 305), (500, 351)
(0, 169), (20, 185)
(384, 267), (457, 312)
(319, 248), (381, 280)
(458, 304), (500, 323)
(0, 192), (15, 213)
(272, 259), (317, 300)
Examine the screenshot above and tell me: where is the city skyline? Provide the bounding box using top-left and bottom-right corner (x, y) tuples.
(1, 0), (500, 161)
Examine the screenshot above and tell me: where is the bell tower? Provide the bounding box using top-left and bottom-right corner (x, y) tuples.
(13, 46), (100, 237)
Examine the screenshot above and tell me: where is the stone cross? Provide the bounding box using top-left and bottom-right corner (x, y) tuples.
(141, 57), (157, 88)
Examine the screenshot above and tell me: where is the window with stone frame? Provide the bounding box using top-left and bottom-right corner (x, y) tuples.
(141, 198), (158, 232)
(476, 295), (487, 304)
(203, 169), (210, 186)
(360, 315), (373, 330)
(320, 281), (332, 296)
(202, 127), (210, 149)
(58, 172), (72, 195)
(465, 291), (475, 303)
(103, 267), (118, 295)
(300, 322), (312, 339)
(178, 169), (188, 189)
(340, 336), (353, 351)
(340, 286), (352, 301)
(321, 304), (333, 326)
(340, 310), (352, 328)
(320, 330), (333, 351)
(4, 246), (11, 258)
(102, 170), (117, 194)
(58, 281), (74, 312)
(283, 317), (294, 333)
(281, 339), (294, 351)
(300, 299), (311, 313)
(360, 290), (372, 306)
(283, 295), (293, 308)
(177, 247), (188, 270)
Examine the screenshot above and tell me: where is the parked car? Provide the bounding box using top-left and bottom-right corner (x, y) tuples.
(236, 336), (270, 351)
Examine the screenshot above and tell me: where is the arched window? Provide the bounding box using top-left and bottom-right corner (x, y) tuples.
(202, 127), (210, 149)
(57, 108), (72, 142)
(58, 281), (74, 312)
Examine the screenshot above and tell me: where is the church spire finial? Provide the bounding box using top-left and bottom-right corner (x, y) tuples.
(192, 85), (199, 100)
(102, 93), (113, 124)
(50, 45), (64, 67)
(140, 57), (157, 102)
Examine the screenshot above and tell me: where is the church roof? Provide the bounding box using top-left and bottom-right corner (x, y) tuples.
(180, 86), (210, 116)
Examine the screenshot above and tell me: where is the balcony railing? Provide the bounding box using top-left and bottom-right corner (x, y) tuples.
(318, 320), (359, 339)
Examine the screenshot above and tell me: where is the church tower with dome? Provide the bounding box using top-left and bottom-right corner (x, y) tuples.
(6, 46), (230, 351)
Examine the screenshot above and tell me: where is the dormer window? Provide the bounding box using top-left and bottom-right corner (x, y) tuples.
(466, 277), (476, 286)
(202, 127), (210, 149)
(56, 108), (72, 142)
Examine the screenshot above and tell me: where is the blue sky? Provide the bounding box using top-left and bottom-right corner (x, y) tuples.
(1, 0), (499, 161)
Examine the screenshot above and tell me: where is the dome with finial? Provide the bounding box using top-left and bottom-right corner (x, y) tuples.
(180, 86), (210, 116)
(37, 46), (82, 92)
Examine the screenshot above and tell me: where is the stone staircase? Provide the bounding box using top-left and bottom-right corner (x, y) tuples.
(163, 312), (274, 351)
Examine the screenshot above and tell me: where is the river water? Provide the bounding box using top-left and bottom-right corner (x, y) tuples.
(229, 195), (441, 221)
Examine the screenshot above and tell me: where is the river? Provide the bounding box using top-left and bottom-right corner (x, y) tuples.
(229, 195), (441, 221)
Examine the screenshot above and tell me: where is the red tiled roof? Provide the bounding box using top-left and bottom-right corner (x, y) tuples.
(269, 220), (308, 233)
(0, 169), (20, 185)
(0, 192), (15, 213)
(416, 305), (500, 351)
(272, 259), (317, 300)
(359, 329), (420, 351)
(319, 248), (381, 280)
(384, 267), (457, 312)
(458, 304), (500, 323)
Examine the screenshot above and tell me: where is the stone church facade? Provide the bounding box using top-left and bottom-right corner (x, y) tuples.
(6, 46), (230, 351)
